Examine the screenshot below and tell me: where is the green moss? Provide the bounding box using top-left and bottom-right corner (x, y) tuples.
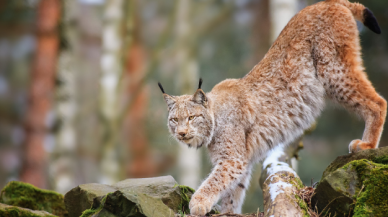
(79, 209), (97, 217)
(0, 181), (67, 217)
(294, 195), (309, 217)
(0, 207), (43, 217)
(279, 175), (308, 216)
(178, 185), (195, 214)
(0, 204), (57, 217)
(291, 176), (309, 217)
(294, 177), (304, 189)
(373, 156), (388, 165)
(339, 159), (388, 217)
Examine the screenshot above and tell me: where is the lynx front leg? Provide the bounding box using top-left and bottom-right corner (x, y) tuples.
(189, 158), (248, 215)
(220, 165), (252, 214)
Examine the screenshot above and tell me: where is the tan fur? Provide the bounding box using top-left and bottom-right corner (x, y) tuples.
(160, 0), (386, 215)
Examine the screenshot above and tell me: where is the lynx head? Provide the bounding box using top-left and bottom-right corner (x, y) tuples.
(158, 79), (214, 148)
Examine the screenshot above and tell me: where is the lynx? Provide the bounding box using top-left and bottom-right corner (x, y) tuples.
(158, 0), (386, 215)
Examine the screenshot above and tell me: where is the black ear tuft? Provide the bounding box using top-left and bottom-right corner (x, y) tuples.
(363, 8), (381, 34)
(158, 82), (165, 94)
(198, 78), (203, 89)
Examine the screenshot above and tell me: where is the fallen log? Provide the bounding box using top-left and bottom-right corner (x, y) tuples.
(259, 139), (307, 217)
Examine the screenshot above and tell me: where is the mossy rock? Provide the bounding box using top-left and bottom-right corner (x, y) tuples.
(0, 203), (57, 217)
(82, 191), (176, 217)
(66, 176), (195, 217)
(321, 146), (388, 179)
(312, 148), (388, 217)
(64, 183), (116, 217)
(352, 160), (388, 217)
(0, 181), (67, 217)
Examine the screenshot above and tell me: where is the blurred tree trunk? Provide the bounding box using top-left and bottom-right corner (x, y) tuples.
(21, 0), (60, 189)
(175, 0), (201, 189)
(250, 0), (271, 64)
(99, 0), (125, 185)
(122, 0), (157, 178)
(51, 0), (78, 194)
(75, 3), (103, 184)
(269, 0), (298, 43)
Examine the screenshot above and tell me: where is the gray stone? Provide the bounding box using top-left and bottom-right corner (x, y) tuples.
(64, 183), (116, 217)
(312, 163), (360, 215)
(65, 176), (194, 217)
(89, 191), (175, 217)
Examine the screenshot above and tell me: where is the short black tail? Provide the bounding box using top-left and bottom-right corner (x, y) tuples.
(363, 8), (381, 34)
(328, 0), (381, 35)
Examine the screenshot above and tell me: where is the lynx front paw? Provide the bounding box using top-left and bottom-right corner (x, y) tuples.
(190, 204), (209, 216)
(189, 194), (212, 215)
(349, 139), (374, 153)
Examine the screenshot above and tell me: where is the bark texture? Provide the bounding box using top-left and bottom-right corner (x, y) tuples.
(21, 0), (61, 189)
(262, 172), (303, 217)
(259, 141), (305, 217)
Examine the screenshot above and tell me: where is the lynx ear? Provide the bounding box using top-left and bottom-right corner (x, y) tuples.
(163, 94), (176, 110)
(192, 89), (207, 106)
(193, 78), (207, 106)
(158, 82), (176, 110)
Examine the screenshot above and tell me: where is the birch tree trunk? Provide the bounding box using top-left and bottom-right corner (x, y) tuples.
(269, 0), (298, 42)
(99, 0), (125, 185)
(75, 2), (103, 184)
(175, 0), (201, 189)
(21, 0), (61, 189)
(51, 0), (78, 194)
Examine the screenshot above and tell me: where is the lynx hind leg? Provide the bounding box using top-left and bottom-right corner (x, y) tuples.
(315, 23), (387, 153)
(331, 65), (386, 153)
(322, 59), (386, 153)
(220, 166), (252, 214)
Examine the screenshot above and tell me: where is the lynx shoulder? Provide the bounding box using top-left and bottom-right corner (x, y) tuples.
(159, 0), (386, 215)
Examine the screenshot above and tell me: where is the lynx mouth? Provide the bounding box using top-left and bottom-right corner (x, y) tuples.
(181, 137), (194, 141)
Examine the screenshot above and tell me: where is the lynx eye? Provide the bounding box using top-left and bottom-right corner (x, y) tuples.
(189, 116), (195, 120)
(171, 118), (178, 122)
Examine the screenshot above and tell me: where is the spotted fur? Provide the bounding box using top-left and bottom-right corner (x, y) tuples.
(160, 0), (386, 215)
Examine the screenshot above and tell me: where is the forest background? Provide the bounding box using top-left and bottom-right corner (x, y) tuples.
(0, 0), (387, 213)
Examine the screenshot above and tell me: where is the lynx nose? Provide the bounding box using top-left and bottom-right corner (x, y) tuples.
(178, 132), (186, 137)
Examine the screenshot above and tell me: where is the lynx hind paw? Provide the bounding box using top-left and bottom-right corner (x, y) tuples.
(349, 139), (374, 153)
